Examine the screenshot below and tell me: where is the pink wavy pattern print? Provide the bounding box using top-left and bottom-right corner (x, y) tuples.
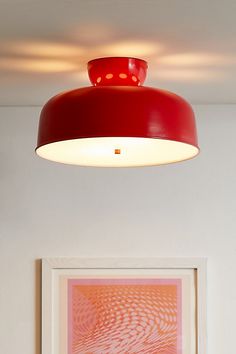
(68, 279), (181, 354)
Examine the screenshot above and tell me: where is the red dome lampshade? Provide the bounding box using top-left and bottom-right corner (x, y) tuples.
(36, 57), (199, 167)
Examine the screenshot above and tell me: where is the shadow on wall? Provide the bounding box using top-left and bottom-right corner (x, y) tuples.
(35, 259), (41, 354)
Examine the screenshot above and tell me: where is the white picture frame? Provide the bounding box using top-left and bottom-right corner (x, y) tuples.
(42, 257), (207, 354)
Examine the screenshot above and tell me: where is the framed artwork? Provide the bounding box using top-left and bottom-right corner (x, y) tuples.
(42, 258), (206, 354)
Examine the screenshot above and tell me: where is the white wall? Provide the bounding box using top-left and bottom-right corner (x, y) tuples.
(0, 105), (236, 354)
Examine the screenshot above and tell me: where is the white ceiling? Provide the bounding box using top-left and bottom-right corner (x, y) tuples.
(0, 0), (236, 105)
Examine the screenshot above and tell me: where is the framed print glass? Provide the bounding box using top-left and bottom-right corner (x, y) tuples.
(41, 258), (206, 354)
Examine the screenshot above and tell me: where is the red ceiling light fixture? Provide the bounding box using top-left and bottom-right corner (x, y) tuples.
(36, 57), (199, 167)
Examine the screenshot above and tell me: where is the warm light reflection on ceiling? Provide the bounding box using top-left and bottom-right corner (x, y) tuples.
(158, 53), (232, 67)
(101, 40), (162, 57)
(0, 58), (78, 73)
(70, 71), (89, 83)
(0, 38), (232, 84)
(151, 68), (223, 81)
(74, 24), (115, 43)
(3, 41), (85, 58)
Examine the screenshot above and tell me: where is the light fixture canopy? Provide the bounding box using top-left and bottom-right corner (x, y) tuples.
(36, 57), (199, 167)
